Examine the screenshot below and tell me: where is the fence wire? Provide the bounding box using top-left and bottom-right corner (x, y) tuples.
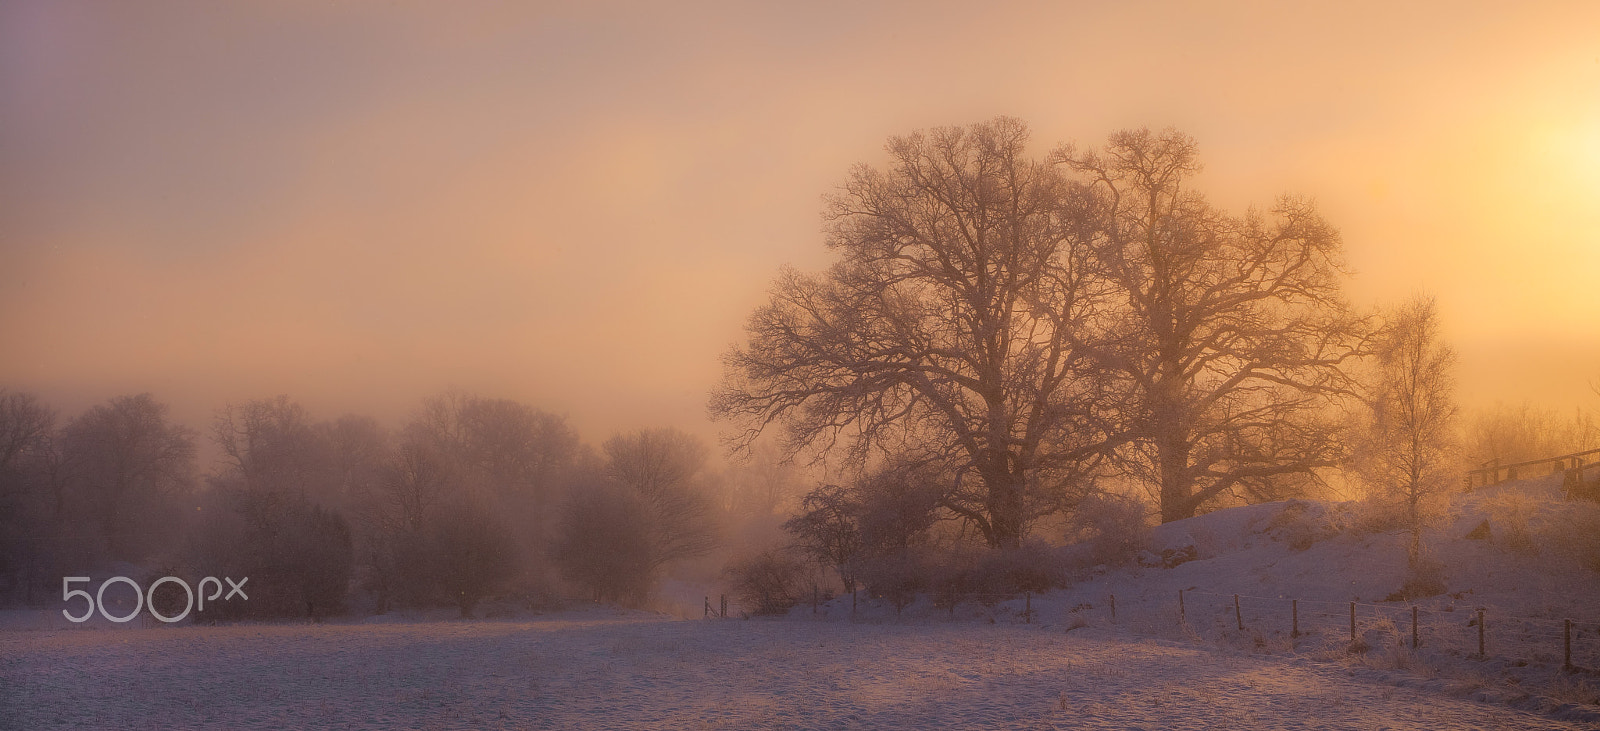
(1150, 590), (1599, 669)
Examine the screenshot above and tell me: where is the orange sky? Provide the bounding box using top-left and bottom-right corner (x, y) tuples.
(2, 1), (1597, 445)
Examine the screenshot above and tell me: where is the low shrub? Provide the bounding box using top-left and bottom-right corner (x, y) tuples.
(1063, 493), (1150, 567)
(1535, 500), (1600, 572)
(725, 549), (807, 616)
(973, 541), (1064, 594)
(854, 550), (929, 615)
(1485, 492), (1538, 553)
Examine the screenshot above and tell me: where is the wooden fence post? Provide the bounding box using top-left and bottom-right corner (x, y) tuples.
(1109, 594), (1116, 623)
(1411, 606), (1418, 649)
(721, 594), (727, 619)
(1178, 590), (1185, 623)
(1234, 594), (1243, 631)
(1349, 602), (1355, 642)
(1477, 609), (1485, 657)
(1025, 592), (1032, 624)
(704, 596), (710, 619)
(1292, 600), (1298, 639)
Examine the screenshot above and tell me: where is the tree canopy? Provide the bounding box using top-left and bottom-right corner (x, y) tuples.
(716, 119), (1367, 537)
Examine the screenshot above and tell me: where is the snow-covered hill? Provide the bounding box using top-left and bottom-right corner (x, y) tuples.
(810, 472), (1600, 719)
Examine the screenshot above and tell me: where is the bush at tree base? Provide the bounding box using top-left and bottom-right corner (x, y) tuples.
(725, 549), (807, 615)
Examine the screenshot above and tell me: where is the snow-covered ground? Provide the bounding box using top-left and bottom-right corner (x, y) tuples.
(804, 471), (1600, 723)
(2, 608), (1591, 730)
(4, 473), (1596, 728)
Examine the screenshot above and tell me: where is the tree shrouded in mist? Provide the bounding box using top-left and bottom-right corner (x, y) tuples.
(553, 477), (655, 604)
(428, 500), (519, 618)
(782, 482), (862, 595)
(1465, 402), (1597, 470)
(0, 390), (58, 601)
(202, 396), (355, 618)
(603, 427), (719, 568)
(0, 391), (54, 483)
(554, 427), (720, 604)
(61, 393), (195, 560)
(1064, 129), (1366, 522)
(353, 393), (577, 611)
(713, 117), (1117, 548)
(407, 392), (580, 531)
(1358, 295), (1459, 565)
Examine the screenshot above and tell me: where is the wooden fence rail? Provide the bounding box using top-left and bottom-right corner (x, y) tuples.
(1464, 447), (1600, 492)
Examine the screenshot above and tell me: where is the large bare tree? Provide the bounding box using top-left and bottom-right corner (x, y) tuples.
(1063, 129), (1366, 522)
(713, 118), (1116, 548)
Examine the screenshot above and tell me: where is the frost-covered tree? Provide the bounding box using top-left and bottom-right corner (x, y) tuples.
(0, 390), (60, 602)
(783, 482), (862, 594)
(714, 118), (1118, 548)
(603, 428), (719, 569)
(552, 475), (655, 604)
(407, 392), (581, 535)
(203, 397), (356, 618)
(1360, 295), (1458, 565)
(1064, 129), (1366, 522)
(61, 393), (194, 560)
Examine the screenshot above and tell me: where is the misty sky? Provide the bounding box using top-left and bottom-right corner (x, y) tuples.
(3, 1), (1598, 443)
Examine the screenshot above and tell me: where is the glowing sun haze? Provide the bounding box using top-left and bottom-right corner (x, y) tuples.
(2, 1), (1597, 443)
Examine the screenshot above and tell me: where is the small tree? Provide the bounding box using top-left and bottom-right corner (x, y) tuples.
(783, 483), (862, 594)
(846, 463), (945, 612)
(854, 464), (943, 555)
(551, 428), (722, 608)
(725, 549), (807, 616)
(1360, 295), (1458, 566)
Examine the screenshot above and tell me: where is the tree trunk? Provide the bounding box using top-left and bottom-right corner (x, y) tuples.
(1407, 474), (1422, 568)
(1158, 433), (1194, 524)
(982, 465), (1025, 549)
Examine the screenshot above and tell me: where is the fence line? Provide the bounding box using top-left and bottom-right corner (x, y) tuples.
(1161, 588), (1597, 671)
(779, 583), (1596, 673)
(1465, 447), (1600, 490)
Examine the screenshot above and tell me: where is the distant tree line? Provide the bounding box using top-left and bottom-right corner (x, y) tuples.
(0, 390), (782, 617)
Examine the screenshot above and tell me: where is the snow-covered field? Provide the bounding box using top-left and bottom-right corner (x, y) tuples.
(3, 608), (1591, 730)
(5, 473), (1598, 729)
